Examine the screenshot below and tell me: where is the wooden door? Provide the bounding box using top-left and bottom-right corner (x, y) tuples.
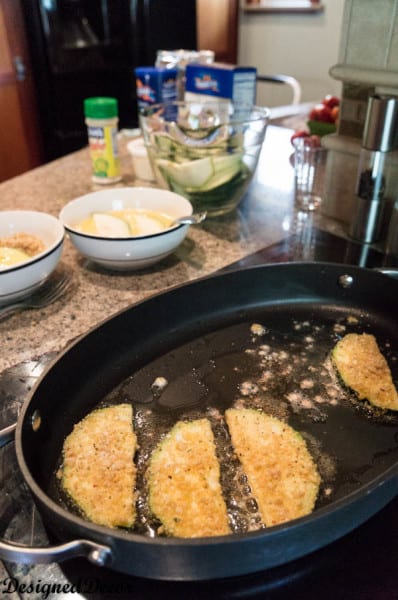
(0, 0), (43, 182)
(197, 0), (239, 63)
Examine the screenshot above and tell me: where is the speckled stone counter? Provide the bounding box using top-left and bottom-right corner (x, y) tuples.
(0, 126), (345, 372)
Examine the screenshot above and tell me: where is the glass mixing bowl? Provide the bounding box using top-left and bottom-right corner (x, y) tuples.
(139, 101), (270, 217)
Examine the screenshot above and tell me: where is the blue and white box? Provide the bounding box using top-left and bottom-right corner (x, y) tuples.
(135, 67), (178, 108)
(185, 63), (257, 105)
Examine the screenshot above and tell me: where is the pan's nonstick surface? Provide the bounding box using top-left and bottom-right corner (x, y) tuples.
(49, 303), (398, 536)
(14, 263), (398, 579)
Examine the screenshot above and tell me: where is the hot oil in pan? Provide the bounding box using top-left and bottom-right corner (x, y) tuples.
(52, 308), (398, 536)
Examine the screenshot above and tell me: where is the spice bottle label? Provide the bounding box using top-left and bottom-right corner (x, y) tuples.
(87, 125), (121, 180)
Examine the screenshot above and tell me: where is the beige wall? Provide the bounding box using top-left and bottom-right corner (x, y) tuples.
(238, 0), (346, 106)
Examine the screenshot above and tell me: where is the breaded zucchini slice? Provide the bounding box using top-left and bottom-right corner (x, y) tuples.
(225, 408), (320, 527)
(61, 403), (137, 528)
(148, 418), (230, 538)
(332, 333), (398, 411)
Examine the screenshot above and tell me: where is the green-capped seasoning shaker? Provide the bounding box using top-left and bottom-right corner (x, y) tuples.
(84, 97), (121, 184)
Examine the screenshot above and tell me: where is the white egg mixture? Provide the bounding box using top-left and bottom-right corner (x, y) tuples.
(75, 209), (174, 237)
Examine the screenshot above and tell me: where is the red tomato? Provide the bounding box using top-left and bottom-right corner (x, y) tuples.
(310, 134), (322, 147)
(322, 95), (340, 110)
(306, 134), (322, 147)
(290, 129), (310, 145)
(300, 135), (321, 148)
(291, 132), (321, 148)
(331, 106), (339, 123)
(309, 104), (335, 123)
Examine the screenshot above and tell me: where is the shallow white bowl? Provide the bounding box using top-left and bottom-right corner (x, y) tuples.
(0, 211), (65, 305)
(59, 187), (193, 270)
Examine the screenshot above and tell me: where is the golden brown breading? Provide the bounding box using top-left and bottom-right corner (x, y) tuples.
(61, 404), (137, 528)
(332, 333), (398, 411)
(0, 232), (45, 256)
(148, 419), (230, 538)
(225, 408), (320, 527)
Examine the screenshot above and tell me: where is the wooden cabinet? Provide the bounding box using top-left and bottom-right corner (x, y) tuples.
(0, 0), (43, 182)
(197, 0), (239, 63)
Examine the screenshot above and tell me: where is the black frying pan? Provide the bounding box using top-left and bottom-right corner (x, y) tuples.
(1, 262), (398, 580)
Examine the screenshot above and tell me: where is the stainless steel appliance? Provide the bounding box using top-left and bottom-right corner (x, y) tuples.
(349, 94), (398, 243)
(321, 0), (398, 246)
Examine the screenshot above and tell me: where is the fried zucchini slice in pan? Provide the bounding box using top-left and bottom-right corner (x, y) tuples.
(332, 333), (398, 411)
(148, 418), (230, 538)
(62, 403), (137, 528)
(225, 408), (320, 527)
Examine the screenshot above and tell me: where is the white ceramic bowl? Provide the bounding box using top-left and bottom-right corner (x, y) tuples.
(0, 211), (65, 305)
(59, 187), (193, 270)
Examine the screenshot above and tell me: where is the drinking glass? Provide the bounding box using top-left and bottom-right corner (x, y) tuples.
(293, 137), (327, 211)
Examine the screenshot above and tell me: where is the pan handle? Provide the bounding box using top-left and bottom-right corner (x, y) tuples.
(0, 423), (113, 567)
(375, 267), (398, 279)
(0, 422), (16, 448)
(0, 538), (112, 567)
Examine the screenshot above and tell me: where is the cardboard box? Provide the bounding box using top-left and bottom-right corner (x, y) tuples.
(135, 67), (178, 108)
(185, 62), (257, 105)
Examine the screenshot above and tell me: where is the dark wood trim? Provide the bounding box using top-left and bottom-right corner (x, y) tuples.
(1, 0), (43, 167)
(197, 0), (239, 64)
(0, 73), (14, 85)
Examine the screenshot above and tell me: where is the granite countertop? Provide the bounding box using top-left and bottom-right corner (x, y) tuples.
(0, 125), (344, 372)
